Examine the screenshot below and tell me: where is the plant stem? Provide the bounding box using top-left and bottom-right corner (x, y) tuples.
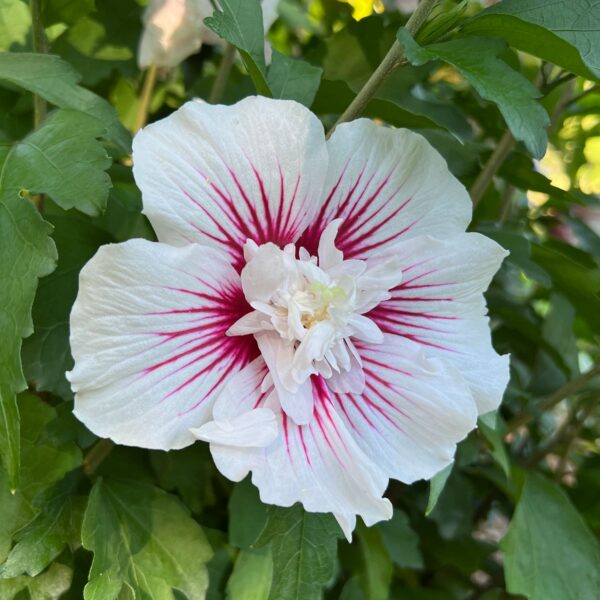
(327, 0), (438, 136)
(469, 130), (514, 205)
(508, 362), (600, 432)
(83, 439), (115, 476)
(209, 43), (236, 104)
(31, 0), (48, 128)
(134, 63), (158, 132)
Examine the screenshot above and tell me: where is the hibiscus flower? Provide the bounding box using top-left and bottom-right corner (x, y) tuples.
(68, 97), (509, 538)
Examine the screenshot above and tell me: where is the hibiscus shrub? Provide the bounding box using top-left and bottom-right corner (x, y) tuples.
(1, 0), (600, 598)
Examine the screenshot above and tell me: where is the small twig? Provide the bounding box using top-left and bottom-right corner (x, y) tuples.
(134, 63), (158, 132)
(508, 363), (600, 432)
(82, 439), (115, 476)
(566, 85), (599, 108)
(469, 130), (514, 205)
(327, 0), (438, 135)
(209, 43), (236, 104)
(31, 0), (48, 128)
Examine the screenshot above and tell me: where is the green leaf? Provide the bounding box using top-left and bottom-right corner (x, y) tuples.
(0, 53), (131, 152)
(0, 472), (85, 578)
(0, 134), (57, 489)
(228, 477), (268, 549)
(6, 110), (112, 215)
(355, 523), (393, 600)
(378, 509), (423, 569)
(81, 478), (213, 600)
(22, 212), (112, 399)
(205, 0), (271, 96)
(398, 29), (549, 158)
(426, 463), (453, 516)
(267, 50), (322, 107)
(501, 473), (600, 599)
(0, 561), (73, 600)
(256, 504), (341, 600)
(478, 411), (510, 478)
(227, 547), (273, 600)
(463, 0), (600, 81)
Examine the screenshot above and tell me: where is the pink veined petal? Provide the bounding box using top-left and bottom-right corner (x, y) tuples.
(67, 239), (257, 450)
(132, 97), (329, 271)
(195, 365), (393, 540)
(300, 120), (471, 260)
(329, 335), (479, 484)
(368, 233), (510, 414)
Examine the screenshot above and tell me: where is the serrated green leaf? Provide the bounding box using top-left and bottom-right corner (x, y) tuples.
(267, 49), (322, 107)
(0, 133), (57, 489)
(398, 29), (549, 158)
(0, 53), (130, 152)
(205, 0), (271, 96)
(0, 471), (85, 578)
(81, 478), (213, 600)
(426, 463), (453, 516)
(22, 212), (112, 399)
(7, 110), (112, 215)
(501, 473), (600, 599)
(256, 504), (341, 600)
(228, 477), (267, 549)
(463, 0), (600, 81)
(227, 547), (273, 600)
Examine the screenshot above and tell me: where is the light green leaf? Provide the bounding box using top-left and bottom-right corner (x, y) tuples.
(0, 561), (73, 600)
(81, 478), (213, 600)
(6, 110), (112, 215)
(463, 0), (600, 80)
(256, 504), (341, 600)
(227, 547), (273, 600)
(0, 53), (131, 152)
(426, 463), (453, 516)
(378, 509), (423, 569)
(22, 212), (112, 399)
(0, 0), (30, 52)
(398, 29), (549, 158)
(356, 523), (393, 600)
(501, 473), (600, 599)
(267, 50), (322, 107)
(228, 477), (267, 549)
(205, 0), (271, 96)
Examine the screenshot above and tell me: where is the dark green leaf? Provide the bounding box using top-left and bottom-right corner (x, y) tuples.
(228, 477), (267, 549)
(378, 509), (423, 569)
(205, 0), (271, 96)
(478, 411), (510, 478)
(356, 523), (393, 600)
(501, 473), (600, 599)
(256, 504), (341, 600)
(0, 562), (72, 600)
(81, 478), (213, 600)
(227, 547), (273, 600)
(426, 463), (453, 516)
(398, 29), (549, 157)
(463, 0), (600, 80)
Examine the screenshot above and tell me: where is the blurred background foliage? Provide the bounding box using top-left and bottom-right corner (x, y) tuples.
(0, 0), (600, 598)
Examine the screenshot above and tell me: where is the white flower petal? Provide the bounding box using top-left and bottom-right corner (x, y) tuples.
(300, 120), (471, 259)
(68, 239), (256, 450)
(206, 376), (393, 537)
(332, 335), (478, 483)
(191, 408), (278, 447)
(133, 97), (328, 269)
(368, 233), (510, 414)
